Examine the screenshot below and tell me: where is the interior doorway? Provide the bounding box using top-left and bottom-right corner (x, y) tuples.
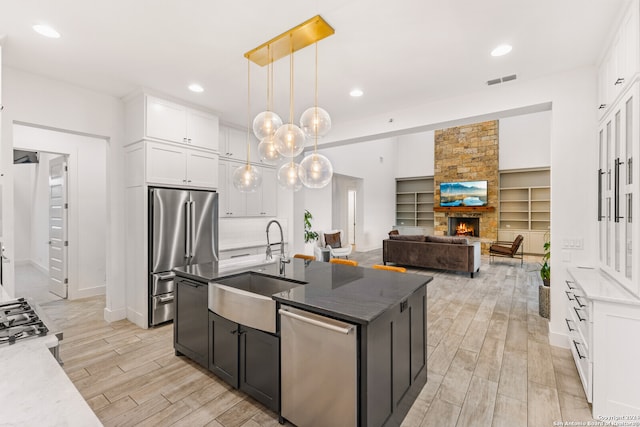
(13, 150), (68, 303)
(10, 124), (107, 302)
(347, 189), (357, 250)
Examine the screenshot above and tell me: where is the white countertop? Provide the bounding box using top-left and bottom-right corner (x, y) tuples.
(0, 338), (102, 427)
(568, 266), (640, 306)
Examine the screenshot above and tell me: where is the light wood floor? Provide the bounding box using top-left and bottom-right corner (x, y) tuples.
(38, 251), (594, 427)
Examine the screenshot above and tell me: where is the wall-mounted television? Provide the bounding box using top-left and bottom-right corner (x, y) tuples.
(440, 180), (488, 207)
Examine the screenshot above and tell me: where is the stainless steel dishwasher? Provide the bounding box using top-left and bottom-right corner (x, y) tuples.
(279, 306), (358, 427)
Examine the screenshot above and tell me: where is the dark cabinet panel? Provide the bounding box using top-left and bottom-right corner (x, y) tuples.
(208, 311), (239, 387)
(410, 289), (426, 380)
(393, 302), (411, 406)
(207, 312), (280, 412)
(364, 285), (427, 427)
(240, 326), (280, 411)
(174, 279), (208, 368)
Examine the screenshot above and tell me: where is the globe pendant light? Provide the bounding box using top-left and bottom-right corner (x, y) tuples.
(253, 111), (282, 141)
(277, 160), (303, 192)
(233, 60), (263, 192)
(300, 106), (331, 138)
(300, 152), (333, 188)
(233, 162), (262, 192)
(258, 134), (281, 164)
(275, 44), (305, 158)
(300, 42), (334, 189)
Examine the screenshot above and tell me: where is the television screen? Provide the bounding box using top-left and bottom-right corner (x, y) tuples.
(440, 180), (488, 207)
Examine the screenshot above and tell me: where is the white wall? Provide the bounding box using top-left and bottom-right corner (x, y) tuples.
(315, 137), (398, 252)
(12, 163), (33, 263)
(1, 67), (125, 317)
(13, 125), (108, 299)
(499, 110), (552, 170)
(395, 131), (435, 178)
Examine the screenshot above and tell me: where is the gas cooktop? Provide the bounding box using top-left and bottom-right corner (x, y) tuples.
(0, 298), (49, 345)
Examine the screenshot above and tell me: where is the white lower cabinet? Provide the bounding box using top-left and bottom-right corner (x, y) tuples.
(496, 230), (547, 255)
(146, 141), (218, 188)
(218, 159), (276, 218)
(567, 267), (640, 419)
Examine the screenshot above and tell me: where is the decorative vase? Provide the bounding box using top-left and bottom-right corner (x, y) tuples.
(539, 285), (550, 319)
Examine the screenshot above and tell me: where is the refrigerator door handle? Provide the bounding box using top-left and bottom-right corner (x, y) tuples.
(185, 201), (191, 260)
(190, 200), (196, 258)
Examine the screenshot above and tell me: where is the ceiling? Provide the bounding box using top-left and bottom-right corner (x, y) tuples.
(0, 0), (630, 131)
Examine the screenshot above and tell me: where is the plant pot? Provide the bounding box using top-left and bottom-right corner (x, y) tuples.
(538, 285), (550, 319)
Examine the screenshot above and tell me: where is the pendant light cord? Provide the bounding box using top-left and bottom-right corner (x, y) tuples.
(246, 59), (251, 166)
(314, 42), (319, 154)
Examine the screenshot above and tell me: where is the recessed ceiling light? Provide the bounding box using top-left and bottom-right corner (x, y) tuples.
(32, 24), (61, 39)
(491, 44), (512, 57)
(188, 84), (204, 93)
(350, 88), (363, 97)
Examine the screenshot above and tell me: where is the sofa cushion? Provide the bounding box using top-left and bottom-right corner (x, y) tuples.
(389, 234), (427, 242)
(324, 232), (342, 248)
(388, 229), (400, 236)
(426, 235), (469, 245)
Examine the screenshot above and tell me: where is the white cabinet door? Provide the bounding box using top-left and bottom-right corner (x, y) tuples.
(187, 109), (219, 151)
(146, 96), (187, 143)
(186, 150), (218, 188)
(146, 142), (187, 186)
(246, 166), (276, 217)
(261, 168), (277, 216)
(218, 160), (246, 216)
(226, 127), (247, 160)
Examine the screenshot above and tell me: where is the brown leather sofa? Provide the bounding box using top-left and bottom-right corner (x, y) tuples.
(383, 235), (481, 278)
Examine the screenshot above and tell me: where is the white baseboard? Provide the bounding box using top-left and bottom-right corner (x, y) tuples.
(126, 307), (148, 329)
(70, 285), (105, 300)
(103, 306), (127, 323)
(549, 328), (570, 348)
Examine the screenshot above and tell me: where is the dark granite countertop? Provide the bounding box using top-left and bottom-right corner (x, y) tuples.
(174, 259), (432, 325)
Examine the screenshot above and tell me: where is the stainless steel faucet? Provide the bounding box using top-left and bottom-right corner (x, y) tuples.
(279, 256), (290, 275)
(266, 219), (285, 261)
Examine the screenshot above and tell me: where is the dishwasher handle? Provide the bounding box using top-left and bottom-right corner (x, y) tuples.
(279, 309), (354, 334)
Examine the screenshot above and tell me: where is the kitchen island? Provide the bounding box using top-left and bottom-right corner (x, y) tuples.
(174, 258), (432, 427)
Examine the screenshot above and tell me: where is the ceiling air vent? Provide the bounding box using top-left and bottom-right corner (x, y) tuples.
(487, 74), (517, 86)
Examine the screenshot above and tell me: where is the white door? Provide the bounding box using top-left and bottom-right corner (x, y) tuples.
(49, 156), (68, 298)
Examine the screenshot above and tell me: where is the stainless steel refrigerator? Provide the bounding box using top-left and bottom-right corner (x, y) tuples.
(149, 187), (218, 326)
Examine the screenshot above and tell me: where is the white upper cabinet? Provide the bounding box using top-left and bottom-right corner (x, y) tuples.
(186, 108), (219, 150)
(146, 141), (218, 189)
(126, 94), (219, 151)
(597, 1), (639, 118)
(219, 124), (262, 163)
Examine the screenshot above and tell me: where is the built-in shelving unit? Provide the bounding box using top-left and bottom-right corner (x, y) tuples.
(498, 169), (550, 255)
(396, 177), (434, 234)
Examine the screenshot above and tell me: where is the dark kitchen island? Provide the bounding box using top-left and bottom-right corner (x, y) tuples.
(173, 258), (432, 427)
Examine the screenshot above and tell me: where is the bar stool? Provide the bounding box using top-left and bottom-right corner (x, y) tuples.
(373, 264), (407, 273)
(293, 254), (315, 261)
(329, 258), (358, 267)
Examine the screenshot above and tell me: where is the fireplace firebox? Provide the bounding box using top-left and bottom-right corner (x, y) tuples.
(448, 217), (480, 237)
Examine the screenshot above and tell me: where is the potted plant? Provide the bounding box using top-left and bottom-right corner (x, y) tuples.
(539, 237), (550, 319)
(304, 209), (319, 245)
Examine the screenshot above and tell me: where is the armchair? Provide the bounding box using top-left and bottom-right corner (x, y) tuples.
(489, 235), (524, 266)
(321, 229), (352, 259)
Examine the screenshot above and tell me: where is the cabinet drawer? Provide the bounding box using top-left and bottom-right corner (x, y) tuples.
(569, 332), (593, 403)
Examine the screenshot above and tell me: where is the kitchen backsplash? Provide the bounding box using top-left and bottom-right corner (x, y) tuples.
(219, 217), (289, 251)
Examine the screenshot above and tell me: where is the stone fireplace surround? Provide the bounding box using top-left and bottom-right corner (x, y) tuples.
(434, 120), (499, 254)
